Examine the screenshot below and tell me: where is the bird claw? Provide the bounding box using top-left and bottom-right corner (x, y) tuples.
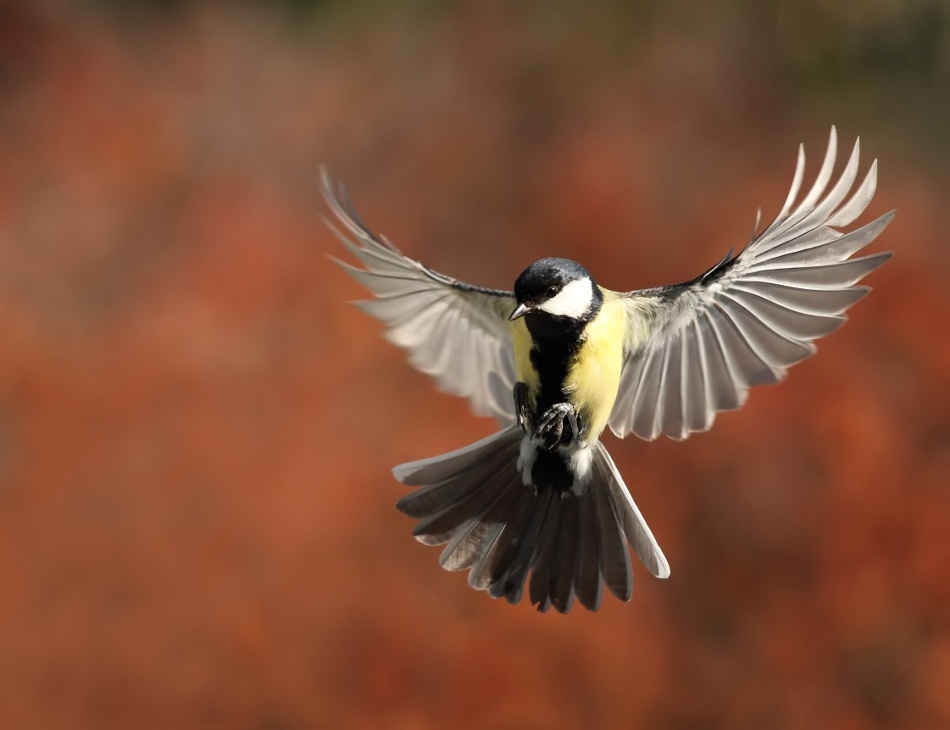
(535, 402), (580, 449)
(513, 384), (582, 448)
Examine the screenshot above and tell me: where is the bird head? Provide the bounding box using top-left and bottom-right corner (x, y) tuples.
(509, 258), (600, 322)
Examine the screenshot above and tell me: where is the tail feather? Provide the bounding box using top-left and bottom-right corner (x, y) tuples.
(394, 426), (521, 486)
(594, 443), (671, 579)
(550, 496), (579, 613)
(575, 491), (605, 611)
(466, 482), (524, 589)
(393, 430), (669, 613)
(395, 427), (522, 518)
(443, 515), (502, 574)
(488, 487), (555, 603)
(440, 484), (514, 572)
(438, 519), (487, 571)
(450, 474), (523, 576)
(412, 450), (520, 545)
(471, 483), (536, 591)
(528, 493), (564, 612)
(592, 481), (634, 601)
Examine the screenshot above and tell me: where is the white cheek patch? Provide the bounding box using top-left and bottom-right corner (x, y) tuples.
(538, 277), (594, 318)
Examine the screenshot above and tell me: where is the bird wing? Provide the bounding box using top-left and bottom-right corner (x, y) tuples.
(322, 170), (519, 423)
(608, 127), (894, 441)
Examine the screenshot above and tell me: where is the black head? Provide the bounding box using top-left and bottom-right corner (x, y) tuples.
(509, 258), (601, 322)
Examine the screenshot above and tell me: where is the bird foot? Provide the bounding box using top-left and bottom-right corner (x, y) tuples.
(535, 402), (580, 449)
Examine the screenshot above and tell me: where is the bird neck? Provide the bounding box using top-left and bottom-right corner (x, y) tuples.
(523, 311), (587, 345)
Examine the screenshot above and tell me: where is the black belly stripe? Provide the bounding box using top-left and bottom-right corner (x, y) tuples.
(524, 313), (586, 492)
(526, 314), (586, 417)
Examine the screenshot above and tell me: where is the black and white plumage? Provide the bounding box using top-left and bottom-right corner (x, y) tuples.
(324, 127), (892, 613)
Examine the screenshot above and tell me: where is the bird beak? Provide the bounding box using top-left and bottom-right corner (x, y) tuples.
(509, 303), (531, 321)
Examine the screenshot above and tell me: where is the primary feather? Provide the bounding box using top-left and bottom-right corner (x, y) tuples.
(322, 169), (518, 423)
(607, 127), (893, 441)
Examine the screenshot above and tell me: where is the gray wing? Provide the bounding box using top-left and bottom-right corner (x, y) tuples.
(609, 127), (894, 441)
(322, 170), (519, 423)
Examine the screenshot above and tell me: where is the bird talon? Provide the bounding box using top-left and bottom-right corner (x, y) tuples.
(534, 402), (579, 449)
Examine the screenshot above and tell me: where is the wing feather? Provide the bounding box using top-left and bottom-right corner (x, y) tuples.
(658, 335), (685, 440)
(695, 311), (744, 412)
(323, 170), (518, 422)
(827, 160), (878, 228)
(681, 320), (709, 433)
(630, 348), (664, 441)
(609, 128), (892, 441)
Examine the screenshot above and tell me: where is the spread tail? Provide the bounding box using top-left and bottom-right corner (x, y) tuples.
(393, 426), (670, 613)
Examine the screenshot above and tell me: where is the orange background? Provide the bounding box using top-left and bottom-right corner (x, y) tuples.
(1, 2), (948, 728)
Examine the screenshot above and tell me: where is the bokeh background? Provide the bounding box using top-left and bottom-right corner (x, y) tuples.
(1, 0), (949, 727)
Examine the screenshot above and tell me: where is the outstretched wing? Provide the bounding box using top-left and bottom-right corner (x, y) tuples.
(608, 127), (894, 441)
(322, 170), (519, 423)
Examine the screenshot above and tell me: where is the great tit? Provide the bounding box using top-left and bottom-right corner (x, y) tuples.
(324, 128), (892, 613)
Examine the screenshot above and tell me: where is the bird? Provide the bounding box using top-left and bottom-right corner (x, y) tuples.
(323, 127), (893, 614)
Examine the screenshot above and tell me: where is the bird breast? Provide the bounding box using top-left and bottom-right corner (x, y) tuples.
(564, 296), (627, 443)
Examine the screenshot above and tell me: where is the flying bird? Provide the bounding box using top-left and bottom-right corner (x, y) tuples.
(323, 128), (892, 613)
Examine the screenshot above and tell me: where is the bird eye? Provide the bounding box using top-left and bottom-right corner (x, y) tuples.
(545, 286), (558, 298)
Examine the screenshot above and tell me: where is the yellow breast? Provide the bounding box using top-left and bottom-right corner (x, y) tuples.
(564, 294), (627, 443)
(511, 316), (540, 408)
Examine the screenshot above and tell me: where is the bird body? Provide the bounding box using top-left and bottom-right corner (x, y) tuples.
(508, 263), (628, 489)
(324, 128), (892, 613)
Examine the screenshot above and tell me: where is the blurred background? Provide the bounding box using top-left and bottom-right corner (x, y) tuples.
(0, 0), (948, 727)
